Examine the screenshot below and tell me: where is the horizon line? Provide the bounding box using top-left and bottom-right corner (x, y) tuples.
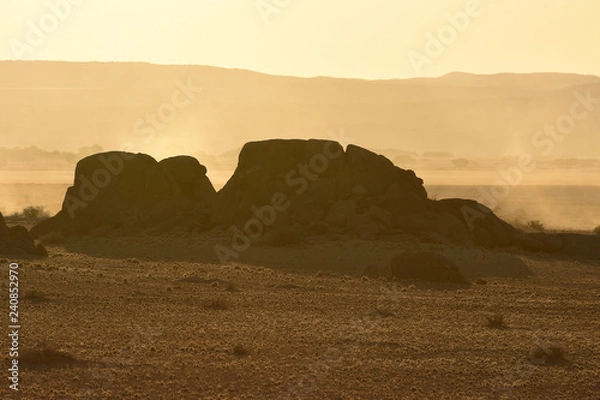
(1, 59), (599, 82)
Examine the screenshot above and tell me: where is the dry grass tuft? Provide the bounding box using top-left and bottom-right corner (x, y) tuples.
(594, 225), (600, 235)
(526, 220), (545, 232)
(7, 205), (51, 221)
(528, 342), (567, 365)
(485, 312), (506, 328)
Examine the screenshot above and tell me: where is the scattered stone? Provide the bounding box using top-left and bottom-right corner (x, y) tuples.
(0, 212), (47, 257)
(31, 152), (214, 237)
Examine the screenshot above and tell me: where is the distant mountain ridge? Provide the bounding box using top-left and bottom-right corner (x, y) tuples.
(0, 61), (599, 160)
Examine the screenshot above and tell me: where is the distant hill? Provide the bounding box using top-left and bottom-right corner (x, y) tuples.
(0, 60), (599, 162)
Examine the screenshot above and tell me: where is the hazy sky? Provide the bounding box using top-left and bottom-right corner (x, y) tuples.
(1, 0), (598, 79)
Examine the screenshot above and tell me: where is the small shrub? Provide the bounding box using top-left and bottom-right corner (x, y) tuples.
(38, 231), (66, 245)
(528, 342), (567, 365)
(203, 297), (229, 310)
(232, 344), (251, 357)
(593, 225), (600, 235)
(10, 206), (51, 220)
(526, 220), (545, 232)
(485, 312), (506, 328)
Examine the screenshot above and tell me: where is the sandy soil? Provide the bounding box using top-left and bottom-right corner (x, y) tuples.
(2, 232), (600, 399)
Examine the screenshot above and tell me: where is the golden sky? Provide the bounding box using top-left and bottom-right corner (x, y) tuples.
(1, 0), (598, 79)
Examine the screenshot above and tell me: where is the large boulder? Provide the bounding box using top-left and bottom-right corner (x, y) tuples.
(433, 198), (517, 248)
(0, 212), (47, 257)
(210, 139), (428, 229)
(211, 139), (345, 225)
(158, 156), (216, 208)
(31, 152), (215, 237)
(341, 145), (427, 209)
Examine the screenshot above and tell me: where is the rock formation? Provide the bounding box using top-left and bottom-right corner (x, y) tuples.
(29, 139), (595, 260)
(0, 212), (47, 257)
(31, 152), (215, 237)
(211, 139), (427, 230)
(211, 139), (516, 247)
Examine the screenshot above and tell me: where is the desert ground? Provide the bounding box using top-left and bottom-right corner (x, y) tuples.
(3, 226), (599, 399)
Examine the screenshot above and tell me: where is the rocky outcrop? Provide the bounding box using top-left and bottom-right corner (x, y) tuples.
(431, 198), (517, 248)
(211, 139), (428, 230)
(29, 141), (518, 249)
(210, 139), (522, 247)
(158, 156), (216, 209)
(0, 212), (47, 257)
(29, 139), (594, 259)
(31, 152), (215, 237)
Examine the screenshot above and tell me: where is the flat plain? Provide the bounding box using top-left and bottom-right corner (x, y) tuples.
(3, 231), (599, 399)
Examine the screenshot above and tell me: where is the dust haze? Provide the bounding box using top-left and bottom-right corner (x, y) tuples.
(1, 1), (600, 399)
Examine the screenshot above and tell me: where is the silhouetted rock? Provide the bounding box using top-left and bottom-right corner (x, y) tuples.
(0, 212), (7, 235)
(433, 199), (517, 248)
(28, 140), (585, 260)
(158, 155), (216, 208)
(0, 212), (47, 257)
(390, 251), (468, 283)
(325, 199), (357, 227)
(31, 152), (215, 237)
(211, 139), (428, 231)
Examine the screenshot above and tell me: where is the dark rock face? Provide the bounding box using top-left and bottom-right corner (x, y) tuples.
(209, 139), (522, 248)
(31, 152), (215, 237)
(27, 139), (587, 259)
(158, 156), (216, 208)
(211, 139), (428, 230)
(390, 251), (468, 283)
(432, 199), (517, 248)
(0, 212), (47, 257)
